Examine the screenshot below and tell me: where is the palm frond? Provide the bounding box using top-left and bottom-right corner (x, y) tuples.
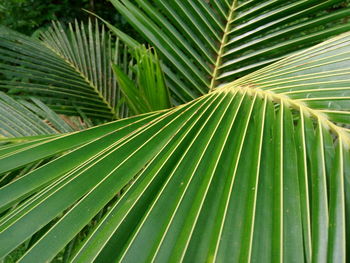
(0, 31), (350, 262)
(0, 20), (127, 120)
(110, 0), (350, 103)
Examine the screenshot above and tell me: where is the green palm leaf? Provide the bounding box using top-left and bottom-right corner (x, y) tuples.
(110, 0), (350, 104)
(0, 20), (126, 120)
(0, 31), (349, 262)
(0, 93), (79, 230)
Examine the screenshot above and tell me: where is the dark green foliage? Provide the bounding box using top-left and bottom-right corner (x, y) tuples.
(0, 0), (139, 39)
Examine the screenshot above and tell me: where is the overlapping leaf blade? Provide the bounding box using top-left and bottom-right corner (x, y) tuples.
(0, 92), (73, 137)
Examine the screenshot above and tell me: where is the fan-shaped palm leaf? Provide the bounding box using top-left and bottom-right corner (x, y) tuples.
(0, 31), (350, 262)
(110, 0), (350, 104)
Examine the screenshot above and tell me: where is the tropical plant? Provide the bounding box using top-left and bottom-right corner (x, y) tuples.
(0, 0), (350, 262)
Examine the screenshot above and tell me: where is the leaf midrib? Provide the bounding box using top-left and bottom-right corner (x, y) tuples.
(42, 42), (116, 118)
(209, 0), (238, 91)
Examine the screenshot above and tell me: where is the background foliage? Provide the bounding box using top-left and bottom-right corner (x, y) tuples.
(0, 0), (138, 38)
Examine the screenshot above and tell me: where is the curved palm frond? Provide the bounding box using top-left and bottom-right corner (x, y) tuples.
(0, 20), (127, 120)
(0, 31), (350, 262)
(109, 0), (350, 103)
